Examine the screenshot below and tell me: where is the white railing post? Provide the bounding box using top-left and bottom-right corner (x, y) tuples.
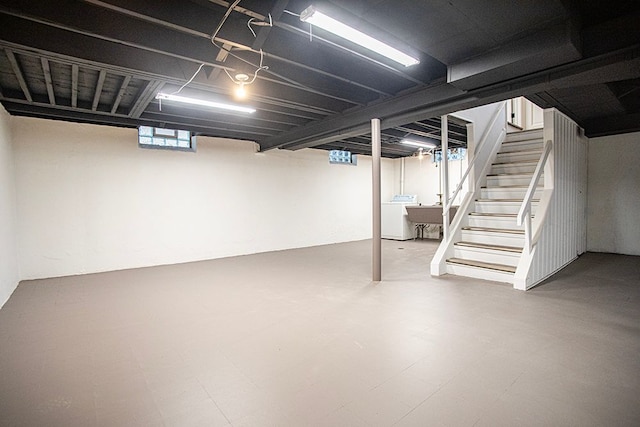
(524, 214), (532, 255)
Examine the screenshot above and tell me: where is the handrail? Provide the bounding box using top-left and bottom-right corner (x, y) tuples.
(517, 139), (553, 253)
(444, 102), (506, 214)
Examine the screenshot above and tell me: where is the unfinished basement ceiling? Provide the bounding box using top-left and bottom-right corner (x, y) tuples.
(0, 0), (638, 158)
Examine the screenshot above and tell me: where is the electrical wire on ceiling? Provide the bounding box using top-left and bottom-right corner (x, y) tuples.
(210, 0), (269, 96)
(209, 2), (314, 93)
(168, 0), (312, 100)
(283, 9), (314, 42)
(168, 0), (268, 97)
(171, 63), (206, 95)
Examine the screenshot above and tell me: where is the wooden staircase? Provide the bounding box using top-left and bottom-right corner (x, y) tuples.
(445, 129), (544, 283)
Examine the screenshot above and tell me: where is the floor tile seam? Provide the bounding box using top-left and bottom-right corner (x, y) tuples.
(470, 370), (528, 426)
(192, 375), (233, 426)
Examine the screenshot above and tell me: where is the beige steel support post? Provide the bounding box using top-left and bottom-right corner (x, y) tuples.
(441, 115), (450, 241)
(372, 118), (382, 282)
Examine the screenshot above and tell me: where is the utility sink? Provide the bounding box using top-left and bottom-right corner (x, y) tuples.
(405, 205), (458, 224)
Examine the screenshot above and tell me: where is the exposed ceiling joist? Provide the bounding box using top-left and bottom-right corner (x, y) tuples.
(111, 75), (131, 114)
(129, 80), (164, 119)
(40, 57), (55, 105)
(262, 43), (640, 151)
(447, 20), (582, 91)
(0, 0), (637, 158)
(71, 64), (78, 108)
(92, 69), (107, 111)
(4, 49), (31, 102)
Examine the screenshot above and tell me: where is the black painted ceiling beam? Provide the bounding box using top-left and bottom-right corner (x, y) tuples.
(260, 43), (640, 151)
(447, 20), (582, 91)
(74, 0), (398, 102)
(0, 3), (361, 111)
(0, 16), (343, 119)
(583, 112), (640, 137)
(1, 99), (273, 140)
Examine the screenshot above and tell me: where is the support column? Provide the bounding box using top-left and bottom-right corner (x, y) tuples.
(372, 118), (381, 282)
(441, 115), (450, 241)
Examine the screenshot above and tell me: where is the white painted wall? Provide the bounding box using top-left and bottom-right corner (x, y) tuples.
(587, 132), (640, 256)
(393, 155), (465, 206)
(13, 117), (394, 280)
(0, 106), (18, 308)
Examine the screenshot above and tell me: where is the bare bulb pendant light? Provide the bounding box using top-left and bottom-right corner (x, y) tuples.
(234, 73), (250, 99)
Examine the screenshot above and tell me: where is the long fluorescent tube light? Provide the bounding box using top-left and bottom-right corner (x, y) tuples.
(401, 139), (437, 149)
(155, 93), (256, 114)
(300, 5), (420, 67)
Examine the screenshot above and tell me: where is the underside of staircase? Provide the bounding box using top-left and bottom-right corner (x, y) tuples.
(445, 128), (544, 283)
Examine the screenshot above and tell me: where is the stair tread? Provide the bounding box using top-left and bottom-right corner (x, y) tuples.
(492, 159), (539, 165)
(476, 198), (539, 202)
(487, 172), (540, 177)
(497, 149), (543, 155)
(506, 128), (543, 135)
(469, 212), (517, 217)
(462, 226), (525, 235)
(447, 257), (517, 273)
(454, 241), (523, 253)
(482, 185), (538, 189)
(504, 131), (544, 141)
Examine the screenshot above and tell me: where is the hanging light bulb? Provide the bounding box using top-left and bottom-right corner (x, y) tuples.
(234, 73), (249, 99)
(235, 83), (247, 99)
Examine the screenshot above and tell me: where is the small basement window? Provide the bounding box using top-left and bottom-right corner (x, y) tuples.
(138, 126), (196, 152)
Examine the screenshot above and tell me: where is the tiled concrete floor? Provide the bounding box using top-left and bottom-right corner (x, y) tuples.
(1, 239), (639, 426)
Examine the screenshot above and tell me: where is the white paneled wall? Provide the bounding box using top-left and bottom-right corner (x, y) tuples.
(13, 117), (394, 280)
(522, 109), (587, 289)
(0, 106), (18, 308)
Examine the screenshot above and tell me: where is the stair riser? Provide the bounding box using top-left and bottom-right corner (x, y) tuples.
(480, 188), (541, 200)
(496, 151), (543, 163)
(467, 216), (524, 230)
(453, 247), (520, 267)
(491, 163), (537, 174)
(504, 129), (543, 143)
(499, 141), (543, 153)
(486, 175), (542, 187)
(445, 263), (514, 283)
(461, 230), (525, 247)
(474, 202), (538, 215)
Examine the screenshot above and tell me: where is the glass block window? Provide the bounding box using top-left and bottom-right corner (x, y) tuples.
(433, 147), (466, 162)
(138, 126), (196, 152)
(329, 150), (357, 165)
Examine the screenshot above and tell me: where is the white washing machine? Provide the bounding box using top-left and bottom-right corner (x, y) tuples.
(381, 195), (418, 240)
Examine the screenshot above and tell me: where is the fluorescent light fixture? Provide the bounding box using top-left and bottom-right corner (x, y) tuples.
(401, 139), (437, 149)
(155, 93), (255, 113)
(300, 5), (420, 67)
